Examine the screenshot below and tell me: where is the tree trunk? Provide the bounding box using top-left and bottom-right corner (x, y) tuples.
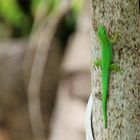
(91, 0), (140, 139)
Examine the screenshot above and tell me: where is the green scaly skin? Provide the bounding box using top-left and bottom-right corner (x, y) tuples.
(96, 25), (119, 128)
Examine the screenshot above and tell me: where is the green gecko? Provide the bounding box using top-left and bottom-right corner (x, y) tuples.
(95, 25), (120, 128)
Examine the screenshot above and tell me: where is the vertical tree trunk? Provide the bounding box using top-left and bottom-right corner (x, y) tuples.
(91, 0), (140, 139)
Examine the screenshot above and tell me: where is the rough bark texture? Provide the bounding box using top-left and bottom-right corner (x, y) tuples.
(91, 0), (140, 140)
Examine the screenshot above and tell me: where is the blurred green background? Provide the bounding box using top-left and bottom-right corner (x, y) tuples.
(0, 0), (83, 38)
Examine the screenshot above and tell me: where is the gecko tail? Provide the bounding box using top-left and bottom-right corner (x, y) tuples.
(104, 112), (107, 128)
(102, 72), (109, 128)
(102, 98), (107, 128)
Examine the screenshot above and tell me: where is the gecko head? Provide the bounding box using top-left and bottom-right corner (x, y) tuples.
(97, 25), (107, 38)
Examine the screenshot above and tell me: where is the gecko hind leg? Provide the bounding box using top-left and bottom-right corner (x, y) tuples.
(109, 32), (120, 44)
(93, 59), (102, 67)
(110, 64), (121, 72)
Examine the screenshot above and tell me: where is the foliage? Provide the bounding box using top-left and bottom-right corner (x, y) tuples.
(31, 0), (61, 17)
(0, 0), (31, 37)
(0, 0), (84, 38)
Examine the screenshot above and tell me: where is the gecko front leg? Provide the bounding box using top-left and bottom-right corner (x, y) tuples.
(109, 32), (120, 44)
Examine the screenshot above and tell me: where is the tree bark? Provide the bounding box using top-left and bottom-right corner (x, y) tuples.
(91, 0), (140, 139)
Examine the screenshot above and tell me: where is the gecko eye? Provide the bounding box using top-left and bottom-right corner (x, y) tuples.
(103, 30), (106, 34)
